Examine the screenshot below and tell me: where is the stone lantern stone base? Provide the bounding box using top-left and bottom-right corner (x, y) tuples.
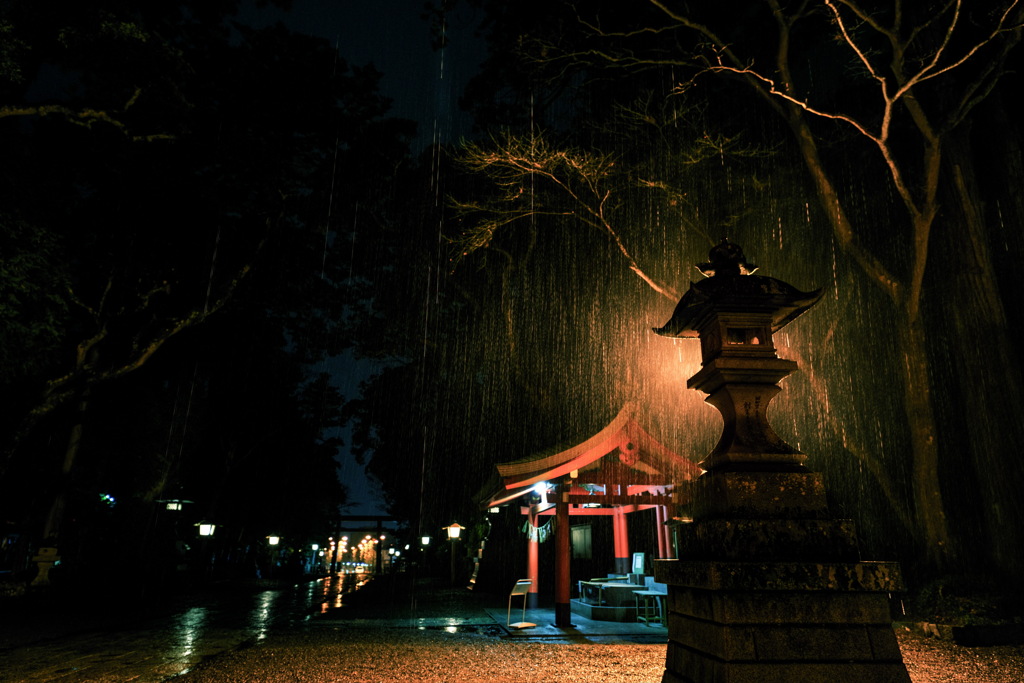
(654, 470), (911, 683)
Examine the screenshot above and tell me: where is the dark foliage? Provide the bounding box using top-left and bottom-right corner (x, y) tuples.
(0, 0), (414, 586)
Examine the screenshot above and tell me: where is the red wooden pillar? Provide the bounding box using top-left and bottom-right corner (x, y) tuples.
(526, 510), (540, 608)
(660, 505), (676, 559)
(554, 484), (572, 626)
(613, 505), (630, 574)
(655, 504), (667, 559)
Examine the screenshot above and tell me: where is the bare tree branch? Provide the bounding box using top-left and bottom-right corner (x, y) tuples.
(452, 132), (681, 300)
(0, 87), (175, 142)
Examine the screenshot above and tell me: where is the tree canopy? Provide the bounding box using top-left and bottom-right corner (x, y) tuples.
(0, 0), (415, 585)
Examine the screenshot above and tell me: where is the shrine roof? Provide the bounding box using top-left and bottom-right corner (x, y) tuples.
(493, 403), (700, 492)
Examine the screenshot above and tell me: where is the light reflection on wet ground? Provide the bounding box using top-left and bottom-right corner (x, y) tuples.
(317, 571), (369, 613)
(0, 572), (368, 682)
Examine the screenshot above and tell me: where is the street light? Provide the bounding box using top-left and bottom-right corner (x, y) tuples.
(196, 522), (216, 537)
(444, 523), (462, 585)
(156, 496), (193, 512)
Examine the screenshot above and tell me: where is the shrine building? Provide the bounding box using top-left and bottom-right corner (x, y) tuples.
(482, 403), (701, 626)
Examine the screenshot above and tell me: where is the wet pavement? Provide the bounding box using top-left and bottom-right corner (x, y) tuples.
(316, 575), (669, 644)
(0, 573), (371, 682)
(0, 573), (666, 682)
(3, 574), (1024, 682)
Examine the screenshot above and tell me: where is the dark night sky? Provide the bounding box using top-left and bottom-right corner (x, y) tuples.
(243, 0), (485, 516)
(244, 0), (484, 148)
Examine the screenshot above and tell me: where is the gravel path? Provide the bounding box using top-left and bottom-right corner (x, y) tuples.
(174, 627), (669, 683)
(170, 622), (1024, 683)
(896, 627), (1024, 683)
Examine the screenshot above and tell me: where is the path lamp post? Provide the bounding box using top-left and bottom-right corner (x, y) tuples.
(444, 523), (462, 585)
(420, 535), (430, 572)
(151, 497), (192, 582)
(193, 522), (216, 580)
(265, 536), (281, 578)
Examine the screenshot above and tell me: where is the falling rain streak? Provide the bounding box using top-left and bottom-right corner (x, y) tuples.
(3, 0), (1024, 630)
(394, 27), (1024, 586)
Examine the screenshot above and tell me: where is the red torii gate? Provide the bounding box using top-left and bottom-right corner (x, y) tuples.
(484, 403), (700, 626)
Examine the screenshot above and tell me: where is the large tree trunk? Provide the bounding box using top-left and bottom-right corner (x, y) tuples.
(896, 313), (953, 569)
(938, 123), (1024, 576)
(785, 110), (955, 570)
(41, 389), (90, 544)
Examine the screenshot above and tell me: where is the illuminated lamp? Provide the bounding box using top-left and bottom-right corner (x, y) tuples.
(531, 481), (551, 506)
(196, 522), (216, 537)
(157, 497), (193, 511)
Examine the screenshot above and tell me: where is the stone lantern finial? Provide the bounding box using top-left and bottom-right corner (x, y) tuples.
(697, 237), (757, 277)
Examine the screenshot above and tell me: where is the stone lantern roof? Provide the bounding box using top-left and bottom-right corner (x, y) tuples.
(653, 238), (823, 339)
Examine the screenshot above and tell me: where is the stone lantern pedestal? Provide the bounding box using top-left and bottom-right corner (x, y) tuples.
(653, 240), (910, 683)
(30, 546), (60, 587)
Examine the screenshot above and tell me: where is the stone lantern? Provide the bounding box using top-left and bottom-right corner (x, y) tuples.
(654, 238), (821, 473)
(652, 239), (910, 683)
